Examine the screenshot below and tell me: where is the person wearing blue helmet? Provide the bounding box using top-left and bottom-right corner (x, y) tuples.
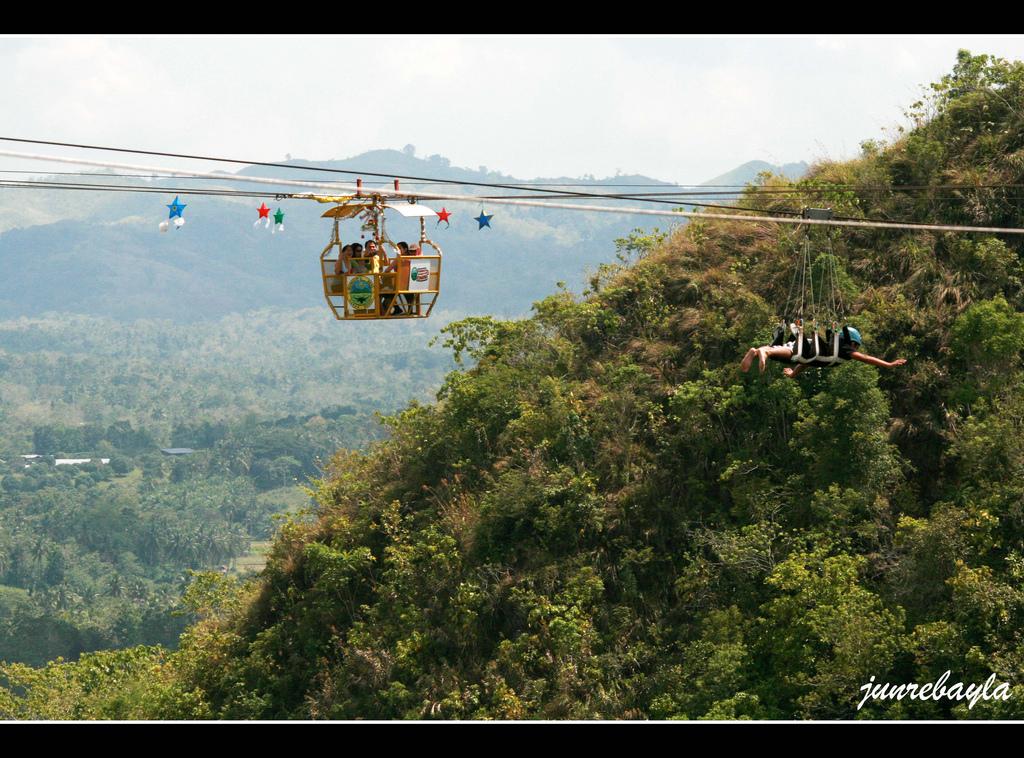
(740, 325), (907, 378)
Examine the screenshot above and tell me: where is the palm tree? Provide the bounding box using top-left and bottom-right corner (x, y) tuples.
(108, 574), (126, 599)
(30, 535), (47, 569)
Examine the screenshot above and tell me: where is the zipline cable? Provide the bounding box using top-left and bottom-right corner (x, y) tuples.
(0, 175), (1006, 210)
(3, 148), (1024, 236)
(0, 178), (789, 217)
(0, 179), (301, 200)
(0, 136), (715, 205)
(0, 175), (1009, 221)
(3, 136), (1023, 203)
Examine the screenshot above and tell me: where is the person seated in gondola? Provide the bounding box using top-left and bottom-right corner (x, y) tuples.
(348, 242), (369, 274)
(380, 242), (423, 316)
(365, 240), (387, 270)
(386, 242), (411, 315)
(366, 240), (401, 314)
(403, 242), (424, 315)
(739, 326), (907, 378)
(329, 244), (353, 293)
(334, 244), (352, 276)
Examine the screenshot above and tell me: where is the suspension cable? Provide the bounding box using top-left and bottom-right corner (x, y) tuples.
(3, 149), (1024, 236)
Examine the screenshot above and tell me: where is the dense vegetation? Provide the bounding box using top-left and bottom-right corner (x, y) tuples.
(0, 406), (380, 665)
(0, 308), (452, 449)
(0, 308), (454, 665)
(4, 51), (1024, 719)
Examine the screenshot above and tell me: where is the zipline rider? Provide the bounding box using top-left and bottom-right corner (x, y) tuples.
(740, 326), (908, 378)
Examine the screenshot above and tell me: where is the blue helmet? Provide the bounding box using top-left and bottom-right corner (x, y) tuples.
(846, 326), (862, 346)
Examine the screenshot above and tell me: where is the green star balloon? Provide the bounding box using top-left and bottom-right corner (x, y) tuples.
(274, 208), (285, 224)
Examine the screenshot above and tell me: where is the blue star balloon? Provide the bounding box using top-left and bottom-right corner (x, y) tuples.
(167, 196), (187, 219)
(474, 210), (493, 229)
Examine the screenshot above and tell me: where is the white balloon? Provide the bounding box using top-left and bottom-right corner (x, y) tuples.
(159, 221), (169, 233)
(174, 217), (185, 228)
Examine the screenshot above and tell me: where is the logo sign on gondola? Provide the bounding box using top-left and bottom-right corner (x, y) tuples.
(408, 260), (437, 292)
(347, 275), (375, 309)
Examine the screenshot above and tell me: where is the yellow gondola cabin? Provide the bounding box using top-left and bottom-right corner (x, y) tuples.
(319, 195), (442, 320)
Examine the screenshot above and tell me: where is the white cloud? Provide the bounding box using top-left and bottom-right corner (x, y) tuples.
(9, 38), (189, 137)
(3, 35), (1024, 184)
(814, 36), (850, 52)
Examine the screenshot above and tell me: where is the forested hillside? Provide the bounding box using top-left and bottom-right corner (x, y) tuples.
(4, 51), (1024, 720)
(0, 308), (451, 448)
(0, 309), (454, 664)
(0, 404), (384, 666)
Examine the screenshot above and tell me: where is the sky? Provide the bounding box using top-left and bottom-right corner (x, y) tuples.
(3, 35), (1024, 184)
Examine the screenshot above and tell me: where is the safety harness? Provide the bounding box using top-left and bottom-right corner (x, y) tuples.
(773, 208), (850, 365)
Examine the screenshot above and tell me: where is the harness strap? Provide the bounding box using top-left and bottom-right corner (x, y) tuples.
(791, 322), (822, 364)
(815, 327), (843, 365)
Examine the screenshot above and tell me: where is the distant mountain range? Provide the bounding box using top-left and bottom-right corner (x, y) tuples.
(700, 159), (809, 187)
(0, 152), (807, 322)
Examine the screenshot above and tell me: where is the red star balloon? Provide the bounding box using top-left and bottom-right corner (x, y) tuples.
(257, 203), (271, 219)
(436, 207), (451, 227)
